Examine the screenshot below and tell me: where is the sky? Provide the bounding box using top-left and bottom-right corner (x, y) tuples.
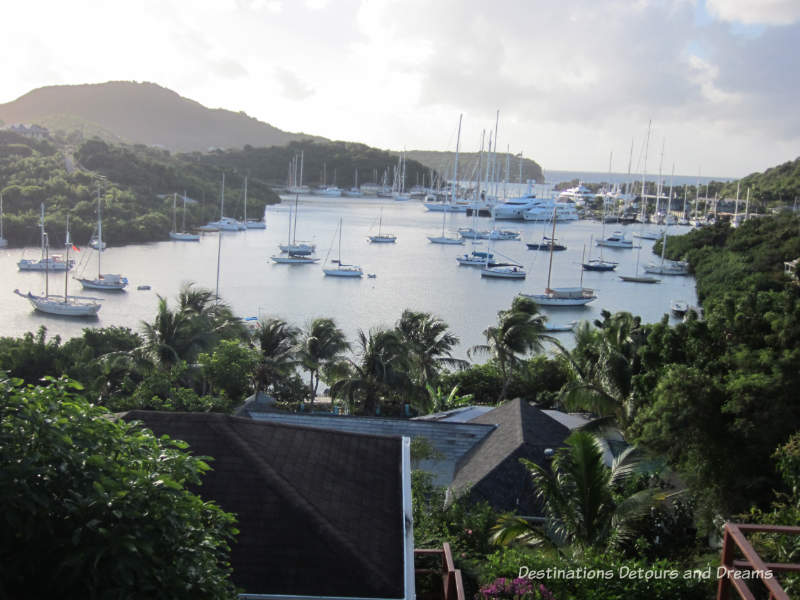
(3, 0), (800, 178)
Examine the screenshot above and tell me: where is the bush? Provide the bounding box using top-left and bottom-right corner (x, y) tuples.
(0, 377), (238, 598)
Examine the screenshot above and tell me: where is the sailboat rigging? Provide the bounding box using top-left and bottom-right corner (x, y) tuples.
(323, 218), (363, 277)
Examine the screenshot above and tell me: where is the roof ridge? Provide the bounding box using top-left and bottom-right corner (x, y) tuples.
(210, 418), (398, 593)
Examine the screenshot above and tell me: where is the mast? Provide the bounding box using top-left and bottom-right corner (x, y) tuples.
(220, 172), (226, 219)
(626, 138), (634, 200)
(745, 187), (750, 221)
(182, 191), (188, 232)
(172, 193), (177, 234)
(293, 194), (299, 244)
(40, 203), (45, 261)
(215, 230), (222, 302)
(546, 207), (557, 291)
(287, 204), (293, 246)
(668, 163), (675, 218)
(0, 192), (4, 241)
(640, 121), (652, 223)
(243, 176), (248, 222)
(682, 184), (688, 218)
(64, 214), (70, 302)
(655, 138), (665, 220)
(338, 218), (343, 264)
(452, 114), (462, 206)
(299, 150), (304, 189)
(734, 182), (740, 223)
(97, 187), (102, 277)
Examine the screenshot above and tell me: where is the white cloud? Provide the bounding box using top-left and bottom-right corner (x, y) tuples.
(706, 0), (800, 25)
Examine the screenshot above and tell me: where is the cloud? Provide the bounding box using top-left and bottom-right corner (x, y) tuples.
(274, 67), (314, 100)
(706, 0), (800, 25)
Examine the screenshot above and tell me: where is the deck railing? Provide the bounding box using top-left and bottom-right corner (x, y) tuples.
(415, 542), (465, 600)
(717, 522), (800, 600)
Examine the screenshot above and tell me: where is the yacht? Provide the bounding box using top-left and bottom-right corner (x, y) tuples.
(671, 300), (689, 318)
(18, 205), (74, 272)
(206, 216), (246, 231)
(480, 263), (526, 279)
(456, 251), (495, 266)
(520, 286), (597, 306)
(316, 186), (343, 197)
(596, 231), (633, 249)
(271, 253), (320, 264)
(492, 183), (539, 220)
(557, 184), (595, 205)
(522, 199), (579, 222)
(458, 227), (490, 240)
(488, 229), (520, 241)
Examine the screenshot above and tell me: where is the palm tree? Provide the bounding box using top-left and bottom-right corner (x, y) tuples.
(395, 310), (468, 390)
(557, 310), (646, 427)
(297, 318), (349, 401)
(141, 295), (196, 368)
(468, 296), (554, 402)
(252, 318), (298, 395)
(331, 328), (415, 415)
(492, 431), (675, 550)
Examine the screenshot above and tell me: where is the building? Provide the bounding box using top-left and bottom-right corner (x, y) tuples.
(120, 411), (415, 599)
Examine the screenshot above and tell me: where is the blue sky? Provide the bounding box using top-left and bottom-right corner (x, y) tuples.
(2, 0), (800, 177)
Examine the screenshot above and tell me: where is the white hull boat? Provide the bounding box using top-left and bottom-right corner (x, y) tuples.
(520, 287), (596, 306)
(271, 254), (320, 264)
(77, 273), (128, 291)
(15, 290), (101, 317)
(170, 231), (201, 241)
(18, 256), (73, 271)
(481, 265), (526, 279)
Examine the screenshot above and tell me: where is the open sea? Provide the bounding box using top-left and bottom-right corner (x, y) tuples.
(0, 192), (698, 358)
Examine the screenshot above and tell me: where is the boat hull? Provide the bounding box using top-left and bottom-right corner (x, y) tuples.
(169, 232), (201, 241)
(323, 267), (363, 277)
(77, 275), (128, 291)
(519, 293), (595, 306)
(619, 275), (660, 284)
(428, 236), (464, 245)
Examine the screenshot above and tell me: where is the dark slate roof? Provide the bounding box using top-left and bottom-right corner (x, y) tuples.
(119, 411), (406, 598)
(449, 399), (571, 515)
(246, 411), (495, 487)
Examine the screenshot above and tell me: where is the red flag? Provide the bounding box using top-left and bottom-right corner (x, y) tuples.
(72, 245), (80, 252)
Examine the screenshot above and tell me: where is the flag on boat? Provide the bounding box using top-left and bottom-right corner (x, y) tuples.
(72, 245), (80, 251)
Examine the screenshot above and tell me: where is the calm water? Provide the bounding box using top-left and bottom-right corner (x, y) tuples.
(0, 195), (697, 358)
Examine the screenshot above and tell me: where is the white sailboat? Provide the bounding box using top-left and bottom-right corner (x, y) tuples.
(519, 210), (596, 306)
(0, 192), (7, 248)
(429, 114), (466, 245)
(76, 190), (128, 290)
(18, 204), (74, 271)
(643, 229), (689, 276)
(15, 215), (101, 317)
(243, 176), (267, 229)
(323, 218), (363, 277)
(279, 195), (316, 254)
(169, 192), (201, 241)
(205, 173), (245, 231)
(368, 208), (397, 243)
(271, 202), (320, 264)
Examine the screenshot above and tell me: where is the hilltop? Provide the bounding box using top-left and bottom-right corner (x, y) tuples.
(0, 81), (319, 152)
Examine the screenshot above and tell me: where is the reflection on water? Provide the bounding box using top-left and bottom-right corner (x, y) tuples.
(0, 195), (697, 358)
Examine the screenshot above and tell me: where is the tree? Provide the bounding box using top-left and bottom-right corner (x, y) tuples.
(297, 317), (349, 401)
(251, 317), (299, 395)
(0, 377), (238, 599)
(557, 311), (647, 427)
(199, 340), (259, 406)
(395, 309), (467, 391)
(492, 431), (673, 551)
(331, 328), (414, 415)
(468, 296), (554, 402)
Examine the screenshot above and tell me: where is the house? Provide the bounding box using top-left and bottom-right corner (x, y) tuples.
(5, 123), (50, 139)
(119, 411), (414, 599)
(446, 399), (572, 515)
(243, 409), (495, 487)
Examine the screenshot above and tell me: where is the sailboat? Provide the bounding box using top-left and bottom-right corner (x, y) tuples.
(429, 115), (467, 245)
(643, 229), (689, 275)
(393, 152), (410, 201)
(0, 192), (7, 248)
(204, 173), (245, 231)
(15, 215), (101, 317)
(583, 206), (618, 271)
(169, 192), (201, 241)
(519, 209), (596, 306)
(18, 204), (74, 271)
(272, 201), (319, 263)
(323, 218), (363, 277)
(243, 176), (267, 229)
(619, 243), (660, 283)
(76, 190), (128, 290)
(368, 208), (397, 243)
(278, 195), (316, 254)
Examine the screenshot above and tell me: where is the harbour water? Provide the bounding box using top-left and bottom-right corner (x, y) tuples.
(0, 194), (698, 357)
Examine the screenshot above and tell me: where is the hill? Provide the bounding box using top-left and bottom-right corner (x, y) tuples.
(0, 81), (319, 152)
(403, 150), (543, 184)
(0, 131), (279, 247)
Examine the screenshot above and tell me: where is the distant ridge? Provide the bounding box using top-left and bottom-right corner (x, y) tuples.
(0, 81), (320, 152)
(403, 150), (543, 184)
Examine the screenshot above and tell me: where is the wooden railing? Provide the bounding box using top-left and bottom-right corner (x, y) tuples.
(415, 542), (465, 600)
(717, 523), (800, 600)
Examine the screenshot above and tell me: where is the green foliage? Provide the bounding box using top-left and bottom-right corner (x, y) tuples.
(469, 297), (555, 402)
(0, 377), (238, 598)
(198, 340), (258, 406)
(478, 547), (715, 600)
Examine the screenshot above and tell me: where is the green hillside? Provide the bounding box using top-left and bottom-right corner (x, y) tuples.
(0, 81), (319, 152)
(0, 132), (279, 247)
